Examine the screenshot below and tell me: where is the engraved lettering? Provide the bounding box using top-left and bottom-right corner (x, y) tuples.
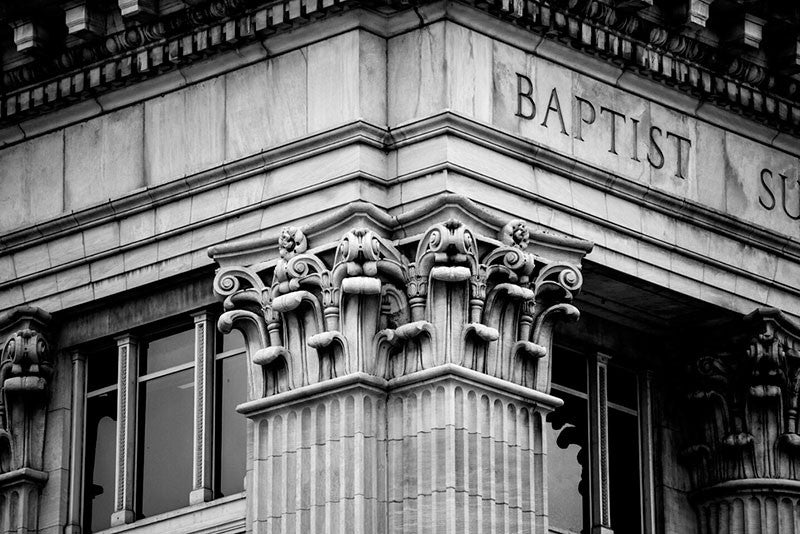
(779, 173), (800, 220)
(666, 131), (692, 179)
(515, 73), (535, 120)
(630, 118), (640, 162)
(648, 126), (665, 170)
(541, 87), (568, 135)
(574, 96), (596, 142)
(600, 106), (626, 155)
(759, 168), (776, 211)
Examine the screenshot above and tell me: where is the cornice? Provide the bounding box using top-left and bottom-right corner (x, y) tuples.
(0, 0), (798, 138)
(0, 115), (798, 307)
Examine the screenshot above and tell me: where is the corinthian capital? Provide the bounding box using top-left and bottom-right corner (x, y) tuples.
(212, 198), (591, 399)
(0, 305), (53, 474)
(683, 308), (800, 533)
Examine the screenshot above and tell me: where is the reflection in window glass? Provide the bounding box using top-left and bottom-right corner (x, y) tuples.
(609, 408), (641, 534)
(87, 353), (118, 392)
(551, 349), (588, 394)
(546, 390), (590, 534)
(137, 368), (194, 518)
(607, 365), (638, 410)
(83, 391), (117, 533)
(216, 353), (247, 496)
(141, 329), (194, 375)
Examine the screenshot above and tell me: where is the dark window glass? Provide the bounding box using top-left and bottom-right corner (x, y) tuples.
(136, 368), (194, 518)
(546, 390), (590, 534)
(141, 329), (194, 375)
(216, 353), (247, 496)
(83, 391), (117, 533)
(607, 365), (638, 410)
(87, 352), (118, 392)
(552, 348), (588, 393)
(221, 328), (246, 353)
(609, 408), (641, 534)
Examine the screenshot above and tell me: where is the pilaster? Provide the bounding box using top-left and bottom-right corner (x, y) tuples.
(190, 310), (216, 505)
(212, 196), (593, 533)
(111, 335), (138, 526)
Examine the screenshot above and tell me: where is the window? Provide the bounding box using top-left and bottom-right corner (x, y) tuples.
(77, 310), (247, 532)
(546, 347), (653, 534)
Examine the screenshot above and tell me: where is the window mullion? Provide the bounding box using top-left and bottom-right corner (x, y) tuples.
(588, 352), (613, 534)
(639, 370), (656, 534)
(111, 335), (138, 526)
(190, 310), (215, 504)
(66, 350), (86, 534)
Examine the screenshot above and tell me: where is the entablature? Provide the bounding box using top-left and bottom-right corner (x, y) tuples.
(0, 0), (798, 139)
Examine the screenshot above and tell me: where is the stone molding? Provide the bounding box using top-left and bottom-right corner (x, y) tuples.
(1, 0), (799, 137)
(2, 114), (796, 305)
(0, 305), (54, 534)
(683, 307), (800, 533)
(693, 480), (800, 534)
(212, 195), (591, 399)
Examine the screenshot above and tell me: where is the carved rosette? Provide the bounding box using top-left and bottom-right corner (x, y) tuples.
(0, 306), (53, 534)
(214, 218), (583, 398)
(683, 308), (800, 534)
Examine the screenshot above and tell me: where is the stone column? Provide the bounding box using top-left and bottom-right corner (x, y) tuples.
(213, 201), (591, 534)
(0, 306), (53, 534)
(683, 308), (800, 534)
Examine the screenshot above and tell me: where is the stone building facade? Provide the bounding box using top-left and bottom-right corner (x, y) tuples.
(0, 0), (798, 533)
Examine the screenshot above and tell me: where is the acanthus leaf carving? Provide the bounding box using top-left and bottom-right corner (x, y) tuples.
(683, 308), (800, 491)
(213, 214), (587, 399)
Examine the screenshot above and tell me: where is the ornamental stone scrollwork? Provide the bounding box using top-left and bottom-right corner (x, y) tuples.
(214, 216), (584, 397)
(0, 305), (54, 534)
(682, 308), (800, 534)
(210, 197), (592, 533)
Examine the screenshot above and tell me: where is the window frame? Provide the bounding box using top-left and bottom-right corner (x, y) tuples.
(547, 347), (655, 534)
(70, 308), (248, 533)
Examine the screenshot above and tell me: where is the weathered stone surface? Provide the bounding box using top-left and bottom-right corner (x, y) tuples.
(64, 105), (144, 212)
(144, 77), (226, 185)
(0, 131), (63, 232)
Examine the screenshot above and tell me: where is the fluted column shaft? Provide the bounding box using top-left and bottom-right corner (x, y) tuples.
(242, 366), (559, 534)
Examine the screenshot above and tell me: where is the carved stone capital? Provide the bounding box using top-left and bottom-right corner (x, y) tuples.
(682, 307), (800, 533)
(0, 306), (53, 534)
(213, 199), (590, 399)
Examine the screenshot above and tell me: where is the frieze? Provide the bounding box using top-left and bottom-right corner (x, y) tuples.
(507, 68), (800, 233)
(515, 73), (693, 181)
(1, 0), (799, 141)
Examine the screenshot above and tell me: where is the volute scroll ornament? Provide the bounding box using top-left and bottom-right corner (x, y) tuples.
(0, 306), (54, 534)
(213, 215), (587, 399)
(682, 308), (800, 534)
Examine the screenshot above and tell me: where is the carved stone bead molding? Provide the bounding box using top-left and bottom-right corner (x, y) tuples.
(683, 308), (800, 534)
(212, 197), (591, 399)
(0, 305), (54, 534)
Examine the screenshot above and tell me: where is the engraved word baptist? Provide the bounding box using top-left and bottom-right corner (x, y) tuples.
(514, 73), (692, 180)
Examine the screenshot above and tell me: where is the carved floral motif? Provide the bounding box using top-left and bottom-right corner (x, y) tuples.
(215, 218), (584, 398)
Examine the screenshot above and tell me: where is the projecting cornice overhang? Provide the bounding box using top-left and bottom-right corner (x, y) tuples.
(0, 0), (799, 138)
(207, 193), (594, 268)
